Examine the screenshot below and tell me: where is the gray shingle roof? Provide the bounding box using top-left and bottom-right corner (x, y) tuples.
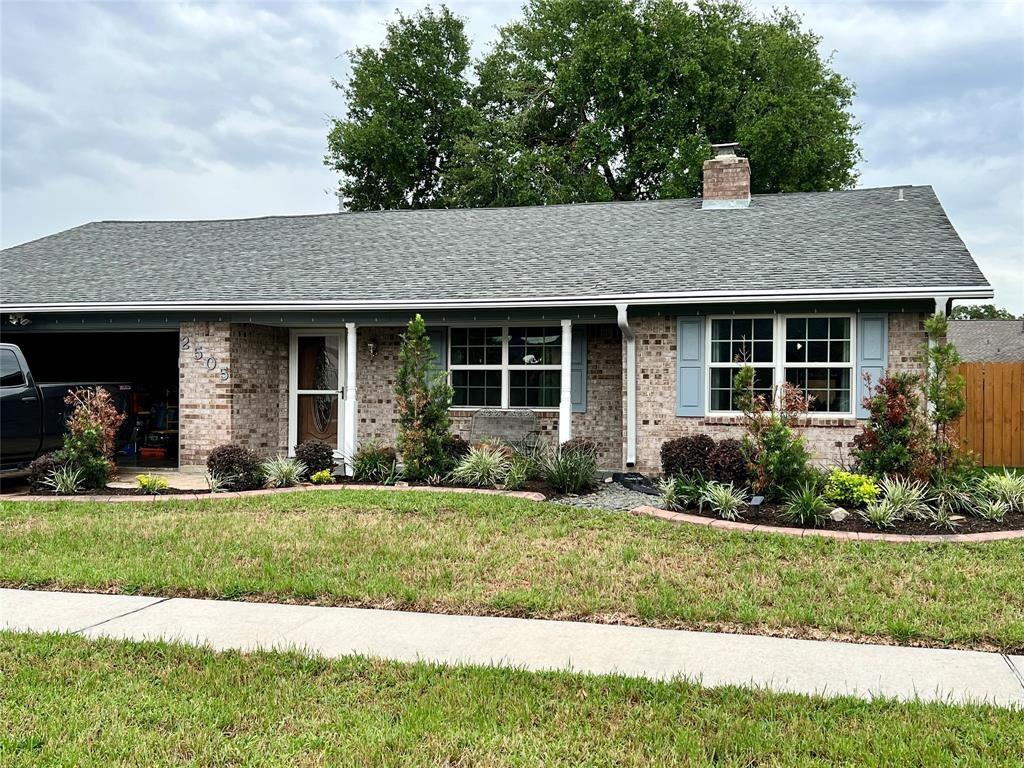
(0, 185), (990, 309)
(949, 320), (1024, 362)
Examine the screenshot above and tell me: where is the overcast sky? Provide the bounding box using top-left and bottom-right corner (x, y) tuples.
(2, 0), (1021, 313)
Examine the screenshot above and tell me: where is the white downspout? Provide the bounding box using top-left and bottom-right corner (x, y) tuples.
(616, 303), (637, 468)
(343, 322), (358, 475)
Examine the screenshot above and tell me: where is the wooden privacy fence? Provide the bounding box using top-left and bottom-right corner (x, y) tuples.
(956, 362), (1024, 467)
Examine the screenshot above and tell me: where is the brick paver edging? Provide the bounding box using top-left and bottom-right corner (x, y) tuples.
(631, 505), (1024, 543)
(2, 484), (547, 504)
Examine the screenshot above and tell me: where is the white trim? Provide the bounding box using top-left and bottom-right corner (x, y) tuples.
(343, 323), (358, 475)
(616, 303), (637, 467)
(559, 319), (572, 443)
(1, 285), (994, 314)
(287, 329), (346, 460)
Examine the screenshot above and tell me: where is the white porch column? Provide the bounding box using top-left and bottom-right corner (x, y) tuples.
(559, 319), (573, 443)
(343, 322), (358, 475)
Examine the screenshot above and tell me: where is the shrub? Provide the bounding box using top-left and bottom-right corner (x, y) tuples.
(852, 372), (931, 481)
(206, 444), (264, 492)
(205, 472), (229, 494)
(975, 499), (1008, 523)
(502, 456), (531, 491)
(507, 442), (545, 481)
(733, 366), (812, 501)
(781, 482), (829, 527)
(40, 465), (84, 496)
(293, 440), (335, 477)
(309, 469), (334, 485)
(929, 506), (960, 532)
(659, 474), (704, 512)
(352, 440), (400, 484)
(859, 498), (900, 530)
(977, 469), (1024, 512)
(878, 476), (932, 521)
(660, 434), (714, 478)
(700, 480), (747, 521)
(823, 470), (879, 508)
(544, 440), (598, 495)
(55, 387), (126, 489)
(395, 314), (454, 481)
(708, 439), (748, 487)
(450, 445), (509, 488)
(27, 452), (63, 493)
(446, 434), (471, 463)
(136, 474), (168, 495)
(922, 313), (968, 475)
(262, 456), (306, 488)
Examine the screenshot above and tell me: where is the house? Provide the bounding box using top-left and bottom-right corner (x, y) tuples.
(949, 320), (1024, 362)
(0, 144), (993, 474)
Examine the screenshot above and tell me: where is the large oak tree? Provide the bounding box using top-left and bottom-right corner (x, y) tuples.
(326, 0), (861, 210)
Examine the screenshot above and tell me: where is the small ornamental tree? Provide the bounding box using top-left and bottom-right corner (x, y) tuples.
(394, 314), (454, 481)
(733, 365), (812, 501)
(921, 313), (969, 475)
(852, 371), (931, 481)
(57, 387), (126, 489)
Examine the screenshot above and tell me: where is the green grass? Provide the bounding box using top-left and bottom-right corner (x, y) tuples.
(2, 632), (1021, 767)
(1, 490), (1022, 650)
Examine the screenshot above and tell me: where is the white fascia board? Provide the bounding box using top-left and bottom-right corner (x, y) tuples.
(0, 285), (995, 314)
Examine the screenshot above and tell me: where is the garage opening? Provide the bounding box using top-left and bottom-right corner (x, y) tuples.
(4, 331), (179, 468)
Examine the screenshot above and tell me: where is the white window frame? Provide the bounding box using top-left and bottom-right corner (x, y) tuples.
(705, 313), (856, 417)
(448, 325), (563, 411)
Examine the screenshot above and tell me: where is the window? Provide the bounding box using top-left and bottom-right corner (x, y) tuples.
(708, 317), (774, 412)
(449, 326), (563, 409)
(784, 317), (853, 412)
(0, 349), (25, 388)
(706, 314), (855, 415)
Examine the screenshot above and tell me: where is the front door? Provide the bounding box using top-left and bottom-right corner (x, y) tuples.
(289, 331), (345, 455)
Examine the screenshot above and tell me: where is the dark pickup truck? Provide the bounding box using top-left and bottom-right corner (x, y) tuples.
(0, 342), (132, 476)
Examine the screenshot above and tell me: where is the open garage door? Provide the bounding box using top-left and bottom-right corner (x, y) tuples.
(2, 331), (179, 468)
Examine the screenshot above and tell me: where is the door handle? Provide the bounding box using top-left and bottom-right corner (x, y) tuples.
(21, 396), (38, 402)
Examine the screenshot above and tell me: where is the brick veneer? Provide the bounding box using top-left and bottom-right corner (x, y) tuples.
(178, 322), (287, 467)
(624, 312), (930, 475)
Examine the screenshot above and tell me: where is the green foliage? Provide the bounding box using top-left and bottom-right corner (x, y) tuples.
(543, 439), (598, 495)
(27, 452), (63, 493)
(54, 387), (126, 490)
(502, 455), (531, 491)
(206, 444), (265, 492)
(329, 1), (860, 209)
(878, 476), (932, 521)
(859, 499), (900, 530)
(658, 473), (705, 512)
(975, 499), (1008, 523)
(394, 314), (455, 482)
(309, 469), (335, 486)
(822, 470), (879, 508)
(976, 470), (1024, 513)
(294, 440), (336, 477)
(325, 6), (475, 210)
(135, 474), (168, 495)
(352, 440), (401, 484)
(780, 482), (829, 528)
(928, 506), (960, 533)
(852, 371), (932, 481)
(262, 457), (307, 489)
(949, 304), (1021, 320)
(700, 480), (747, 521)
(707, 438), (749, 487)
(922, 313), (967, 474)
(204, 472), (229, 494)
(450, 445), (510, 488)
(660, 434), (714, 478)
(40, 465), (84, 496)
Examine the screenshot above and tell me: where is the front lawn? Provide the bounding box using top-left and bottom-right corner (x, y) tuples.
(2, 632), (1021, 767)
(1, 490), (1021, 650)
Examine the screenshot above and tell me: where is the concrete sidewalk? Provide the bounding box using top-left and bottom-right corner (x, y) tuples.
(3, 587), (1022, 708)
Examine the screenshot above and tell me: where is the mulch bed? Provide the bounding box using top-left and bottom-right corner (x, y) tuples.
(674, 502), (1024, 535)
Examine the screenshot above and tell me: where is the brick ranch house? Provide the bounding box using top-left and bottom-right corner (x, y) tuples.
(0, 145), (993, 474)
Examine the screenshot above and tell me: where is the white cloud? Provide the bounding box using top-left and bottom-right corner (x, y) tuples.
(2, 0), (1021, 312)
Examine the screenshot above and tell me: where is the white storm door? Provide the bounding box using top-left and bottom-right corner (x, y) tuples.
(288, 331), (345, 455)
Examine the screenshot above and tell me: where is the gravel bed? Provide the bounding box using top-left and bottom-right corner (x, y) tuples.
(554, 481), (661, 511)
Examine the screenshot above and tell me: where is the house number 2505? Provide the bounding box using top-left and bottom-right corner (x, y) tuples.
(181, 335), (230, 381)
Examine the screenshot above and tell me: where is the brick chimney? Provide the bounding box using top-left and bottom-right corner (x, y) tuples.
(702, 143), (750, 209)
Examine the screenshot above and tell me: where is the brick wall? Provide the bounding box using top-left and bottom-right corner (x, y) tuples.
(178, 322), (287, 467)
(356, 326), (403, 444)
(625, 311), (930, 475)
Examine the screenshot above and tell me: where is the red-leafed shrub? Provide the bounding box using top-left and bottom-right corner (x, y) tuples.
(660, 434), (715, 478)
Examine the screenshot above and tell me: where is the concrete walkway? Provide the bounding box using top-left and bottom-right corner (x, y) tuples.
(3, 588), (1022, 708)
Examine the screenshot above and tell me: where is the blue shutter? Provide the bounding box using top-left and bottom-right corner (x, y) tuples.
(676, 316), (705, 416)
(570, 327), (587, 413)
(425, 327), (447, 384)
(856, 313), (888, 418)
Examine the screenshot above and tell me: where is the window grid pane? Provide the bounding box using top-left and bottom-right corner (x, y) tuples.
(509, 370), (561, 408)
(785, 367), (852, 412)
(709, 366), (774, 412)
(785, 316), (851, 364)
(509, 326), (562, 366)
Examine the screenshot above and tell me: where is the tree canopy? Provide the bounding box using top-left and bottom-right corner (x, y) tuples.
(326, 0), (861, 211)
(950, 304), (1021, 320)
